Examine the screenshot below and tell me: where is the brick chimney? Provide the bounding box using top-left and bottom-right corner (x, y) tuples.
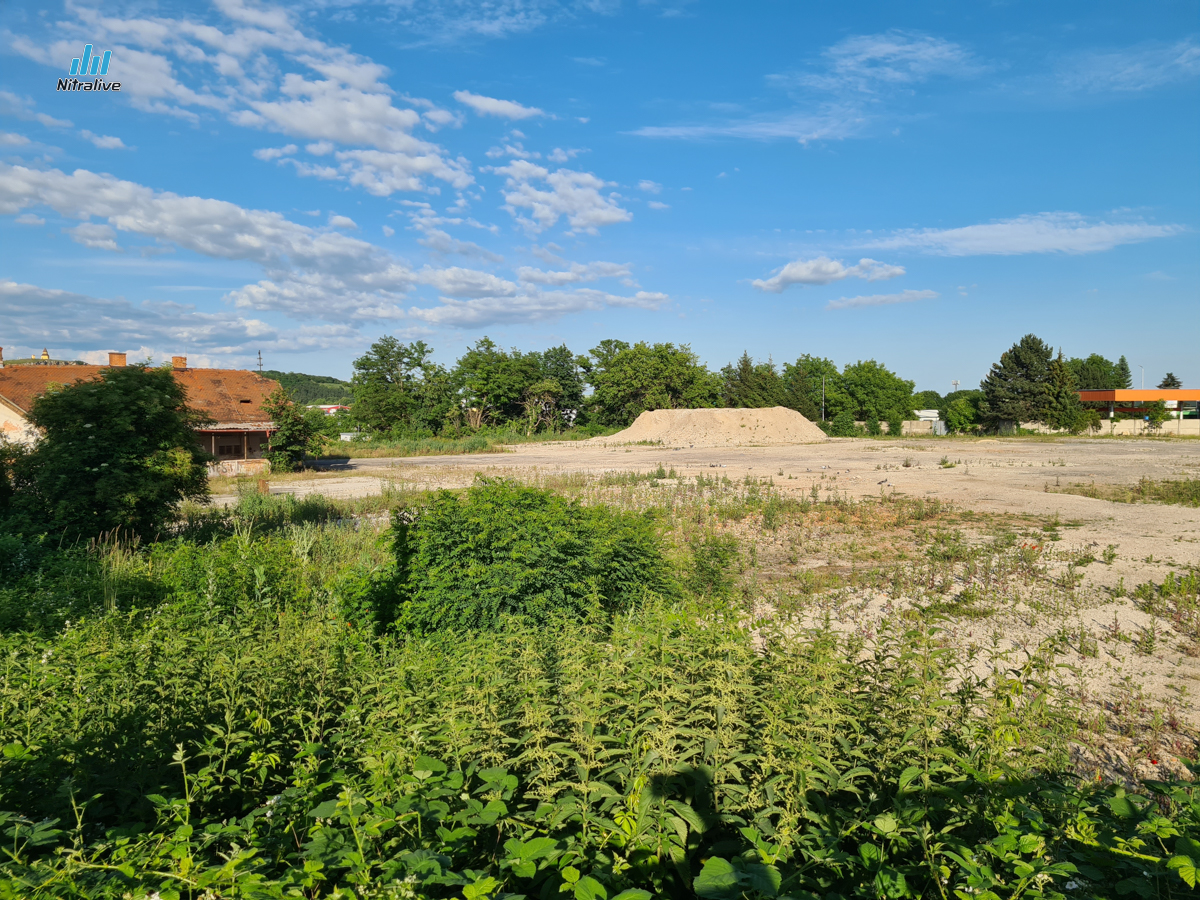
(172, 355), (187, 370)
(108, 351), (127, 367)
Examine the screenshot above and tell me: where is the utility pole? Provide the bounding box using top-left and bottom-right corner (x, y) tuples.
(1139, 365), (1144, 389)
(257, 350), (263, 374)
(821, 376), (825, 422)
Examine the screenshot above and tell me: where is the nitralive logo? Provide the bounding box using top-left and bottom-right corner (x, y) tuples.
(57, 44), (121, 92)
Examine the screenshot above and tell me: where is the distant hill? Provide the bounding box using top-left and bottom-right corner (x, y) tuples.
(261, 370), (354, 406)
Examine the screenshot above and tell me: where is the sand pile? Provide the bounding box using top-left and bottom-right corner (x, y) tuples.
(598, 406), (827, 447)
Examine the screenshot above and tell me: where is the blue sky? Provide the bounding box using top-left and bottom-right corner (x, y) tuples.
(1, 0), (1197, 391)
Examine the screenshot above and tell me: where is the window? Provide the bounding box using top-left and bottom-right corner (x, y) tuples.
(217, 443), (242, 456)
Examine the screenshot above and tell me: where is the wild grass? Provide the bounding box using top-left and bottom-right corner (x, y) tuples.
(1051, 475), (1200, 507)
(318, 426), (620, 459)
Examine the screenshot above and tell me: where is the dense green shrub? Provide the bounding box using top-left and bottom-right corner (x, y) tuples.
(829, 409), (858, 437)
(685, 532), (739, 597)
(388, 479), (671, 633)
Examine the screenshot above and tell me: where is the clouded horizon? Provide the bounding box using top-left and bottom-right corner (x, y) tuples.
(1, 0), (1196, 391)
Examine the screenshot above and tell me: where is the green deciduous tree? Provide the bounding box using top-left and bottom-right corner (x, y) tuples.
(944, 397), (978, 433)
(840, 360), (915, 422)
(1144, 399), (1172, 432)
(261, 388), (326, 471)
(780, 355), (840, 422)
(11, 364), (209, 540)
(586, 340), (720, 427)
(720, 352), (786, 408)
(980, 334), (1055, 430)
(913, 390), (943, 410)
(452, 338), (546, 428)
(351, 337), (452, 435)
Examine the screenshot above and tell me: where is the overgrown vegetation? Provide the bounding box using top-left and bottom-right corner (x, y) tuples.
(1050, 476), (1200, 508)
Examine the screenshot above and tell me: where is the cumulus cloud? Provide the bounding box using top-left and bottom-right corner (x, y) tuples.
(0, 162), (415, 320)
(0, 132), (31, 147)
(826, 289), (937, 310)
(328, 214), (358, 229)
(80, 130), (128, 149)
(0, 279), (360, 361)
(253, 144), (298, 160)
(66, 222), (121, 251)
(453, 90), (545, 119)
(416, 266), (517, 298)
(490, 160), (632, 234)
(647, 201), (669, 210)
(410, 288), (667, 328)
(866, 212), (1184, 256)
(516, 261), (631, 285)
(7, 4), (471, 196)
(0, 90), (72, 129)
(752, 256), (905, 293)
(638, 180), (662, 193)
(14, 213), (44, 225)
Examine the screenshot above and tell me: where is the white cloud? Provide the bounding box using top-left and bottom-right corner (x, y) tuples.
(422, 108), (463, 130)
(0, 162), (417, 320)
(416, 227), (504, 262)
(416, 266), (517, 298)
(490, 159), (632, 234)
(254, 144), (298, 160)
(752, 256), (905, 293)
(410, 287), (667, 328)
(80, 130), (128, 150)
(866, 212), (1184, 256)
(14, 213), (44, 225)
(453, 90), (545, 119)
(826, 289), (938, 310)
(382, 225), (395, 237)
(796, 30), (981, 93)
(516, 261), (631, 285)
(7, 6), (471, 196)
(638, 180), (662, 193)
(329, 214), (358, 229)
(0, 90), (72, 129)
(66, 222), (122, 251)
(547, 147), (582, 163)
(0, 132), (31, 147)
(647, 200), (669, 210)
(0, 279), (360, 360)
(1057, 39), (1200, 93)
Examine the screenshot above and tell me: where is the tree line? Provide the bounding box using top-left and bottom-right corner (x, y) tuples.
(338, 336), (920, 439)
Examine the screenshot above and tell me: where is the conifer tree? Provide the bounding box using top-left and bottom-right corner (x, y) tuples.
(1158, 372), (1182, 389)
(979, 334), (1054, 429)
(1115, 355), (1133, 389)
(1045, 351), (1084, 431)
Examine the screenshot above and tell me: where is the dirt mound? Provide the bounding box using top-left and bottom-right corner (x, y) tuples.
(598, 406), (827, 447)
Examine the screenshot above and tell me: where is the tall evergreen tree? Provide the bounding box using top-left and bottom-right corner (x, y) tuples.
(720, 352), (786, 408)
(979, 334), (1054, 429)
(1045, 351), (1084, 431)
(1115, 355), (1133, 389)
(1158, 372), (1182, 389)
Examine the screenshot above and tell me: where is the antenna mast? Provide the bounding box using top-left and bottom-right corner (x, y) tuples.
(257, 350), (263, 374)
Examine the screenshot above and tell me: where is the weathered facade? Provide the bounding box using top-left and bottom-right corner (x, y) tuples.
(0, 350), (279, 473)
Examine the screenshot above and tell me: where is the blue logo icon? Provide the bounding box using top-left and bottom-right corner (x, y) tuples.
(70, 45), (111, 77)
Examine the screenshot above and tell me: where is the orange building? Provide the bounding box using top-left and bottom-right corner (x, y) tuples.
(1078, 389), (1200, 419)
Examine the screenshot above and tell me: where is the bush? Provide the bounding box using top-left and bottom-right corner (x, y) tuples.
(886, 412), (904, 436)
(391, 479), (672, 633)
(829, 410), (858, 437)
(865, 413), (882, 436)
(684, 532), (739, 597)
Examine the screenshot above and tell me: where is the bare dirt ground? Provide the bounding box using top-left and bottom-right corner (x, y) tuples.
(214, 436), (1200, 781)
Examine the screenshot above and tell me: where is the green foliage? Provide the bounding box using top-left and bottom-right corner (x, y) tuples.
(912, 389), (943, 410)
(945, 397), (978, 432)
(1159, 372), (1183, 389)
(865, 413), (882, 436)
(980, 334), (1055, 430)
(1045, 351), (1086, 432)
(1145, 399), (1172, 431)
(586, 340), (720, 427)
(261, 386), (327, 471)
(885, 412), (904, 437)
(1116, 355), (1134, 389)
(260, 369), (353, 405)
(720, 352), (787, 408)
(780, 354), (841, 421)
(1066, 354), (1124, 391)
(684, 532), (739, 597)
(9, 364), (208, 540)
(351, 336), (453, 435)
(839, 359), (916, 422)
(830, 409), (858, 437)
(451, 337), (546, 428)
(391, 479), (673, 633)
(0, 571), (1194, 899)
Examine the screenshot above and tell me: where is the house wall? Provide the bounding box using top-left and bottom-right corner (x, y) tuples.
(0, 404), (34, 445)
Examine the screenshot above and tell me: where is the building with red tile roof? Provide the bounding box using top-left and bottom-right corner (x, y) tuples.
(0, 350), (280, 463)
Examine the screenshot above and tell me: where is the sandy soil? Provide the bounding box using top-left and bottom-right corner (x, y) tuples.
(596, 406), (827, 447)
